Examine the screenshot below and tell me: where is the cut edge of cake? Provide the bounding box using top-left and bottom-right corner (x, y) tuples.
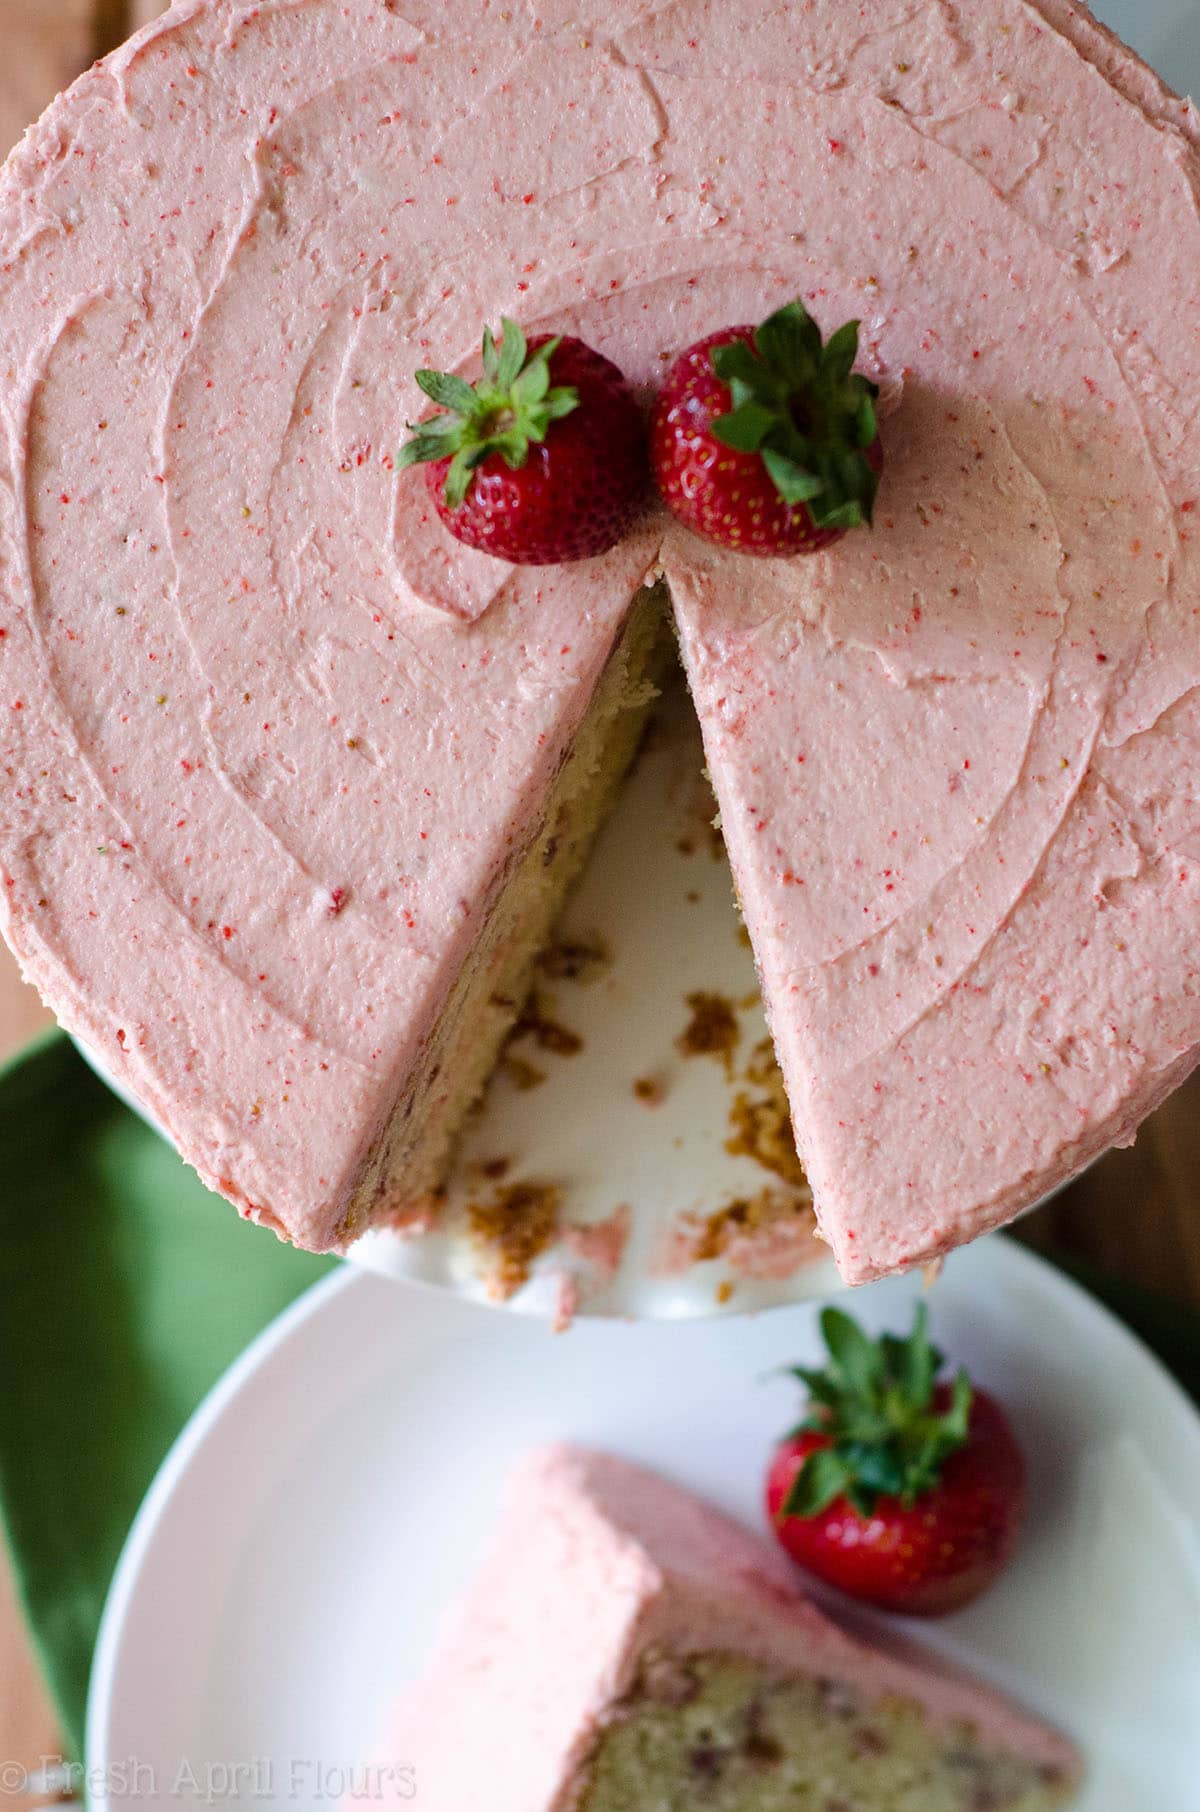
(335, 584), (673, 1247)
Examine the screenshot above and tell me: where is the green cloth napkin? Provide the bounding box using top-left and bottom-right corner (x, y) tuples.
(0, 1031), (1195, 1759)
(0, 1031), (334, 1758)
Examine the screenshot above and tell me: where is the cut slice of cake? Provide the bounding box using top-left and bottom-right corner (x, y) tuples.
(352, 1445), (1079, 1811)
(2, 0), (1200, 1279)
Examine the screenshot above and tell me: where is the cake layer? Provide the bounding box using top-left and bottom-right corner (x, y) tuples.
(579, 1653), (1068, 1812)
(356, 1446), (1077, 1811)
(1, 0), (1198, 1272)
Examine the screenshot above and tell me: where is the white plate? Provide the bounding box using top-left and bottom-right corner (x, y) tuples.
(87, 1238), (1200, 1812)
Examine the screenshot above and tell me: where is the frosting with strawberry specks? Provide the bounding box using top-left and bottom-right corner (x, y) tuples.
(0, 0), (1198, 1273)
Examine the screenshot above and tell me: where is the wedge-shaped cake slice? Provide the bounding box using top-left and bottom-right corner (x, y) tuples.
(1, 0), (1199, 1278)
(353, 1445), (1078, 1811)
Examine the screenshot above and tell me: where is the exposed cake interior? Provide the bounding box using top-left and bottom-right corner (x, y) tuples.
(339, 583), (672, 1243)
(577, 1651), (1073, 1812)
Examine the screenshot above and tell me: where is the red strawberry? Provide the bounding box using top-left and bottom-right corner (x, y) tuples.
(765, 1305), (1026, 1616)
(399, 319), (646, 565)
(650, 298), (882, 556)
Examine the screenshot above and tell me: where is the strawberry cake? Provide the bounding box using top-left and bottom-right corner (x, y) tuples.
(1, 0), (1199, 1280)
(350, 1444), (1079, 1810)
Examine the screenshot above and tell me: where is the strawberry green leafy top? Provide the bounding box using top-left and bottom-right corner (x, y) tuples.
(783, 1303), (973, 1518)
(399, 317), (580, 507)
(711, 300), (880, 529)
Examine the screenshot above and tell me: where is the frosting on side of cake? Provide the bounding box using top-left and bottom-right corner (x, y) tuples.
(0, 0), (1198, 1269)
(352, 1445), (1078, 1812)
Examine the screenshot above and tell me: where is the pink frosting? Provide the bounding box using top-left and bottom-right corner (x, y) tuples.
(0, 0), (663, 1245)
(0, 0), (1197, 1272)
(352, 1445), (1078, 1810)
(665, 0), (1200, 1279)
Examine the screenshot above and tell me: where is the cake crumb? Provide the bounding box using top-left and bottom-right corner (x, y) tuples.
(515, 991), (583, 1057)
(715, 1279), (735, 1305)
(473, 1155), (511, 1181)
(664, 1185), (821, 1281)
(633, 1073), (666, 1106)
(536, 931), (612, 985)
(676, 990), (740, 1074)
(502, 1052), (547, 1091)
(562, 1202), (632, 1283)
(468, 1180), (562, 1300)
(726, 1037), (806, 1187)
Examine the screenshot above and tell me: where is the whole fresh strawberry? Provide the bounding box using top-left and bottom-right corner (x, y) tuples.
(765, 1303), (1026, 1615)
(399, 318), (646, 565)
(651, 298), (882, 555)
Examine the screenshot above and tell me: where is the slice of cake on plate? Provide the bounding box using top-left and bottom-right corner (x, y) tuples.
(350, 1445), (1078, 1810)
(1, 0), (1198, 1280)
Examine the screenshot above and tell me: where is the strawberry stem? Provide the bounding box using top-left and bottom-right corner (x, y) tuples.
(710, 299), (880, 529)
(399, 317), (580, 509)
(781, 1303), (973, 1519)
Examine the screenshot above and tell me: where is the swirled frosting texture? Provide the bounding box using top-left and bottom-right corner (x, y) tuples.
(0, 0), (1197, 1272)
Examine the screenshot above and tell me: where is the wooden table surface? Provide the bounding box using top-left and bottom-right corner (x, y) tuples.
(1, 0), (1198, 1791)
